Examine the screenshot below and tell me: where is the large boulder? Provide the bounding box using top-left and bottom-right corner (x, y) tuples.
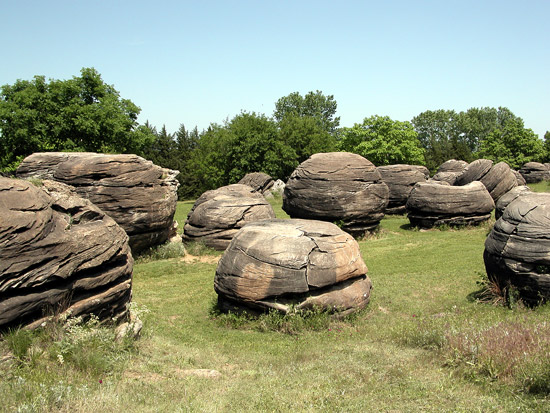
(484, 192), (550, 304)
(432, 159), (468, 185)
(518, 162), (550, 183)
(455, 160), (517, 202)
(283, 152), (389, 236)
(377, 164), (430, 214)
(0, 177), (133, 330)
(214, 219), (372, 316)
(183, 184), (276, 250)
(16, 152), (179, 253)
(406, 181), (495, 228)
(237, 172), (274, 194)
(494, 185), (531, 220)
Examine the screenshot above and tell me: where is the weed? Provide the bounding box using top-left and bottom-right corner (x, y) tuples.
(183, 240), (220, 256)
(136, 241), (187, 263)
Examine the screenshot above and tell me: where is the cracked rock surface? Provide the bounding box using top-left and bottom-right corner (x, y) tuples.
(519, 162), (550, 183)
(494, 185), (532, 220)
(183, 184), (276, 250)
(0, 177), (133, 330)
(432, 159), (468, 185)
(377, 164), (430, 214)
(16, 152), (179, 253)
(406, 181), (495, 228)
(484, 192), (550, 303)
(214, 219), (372, 315)
(283, 152), (389, 236)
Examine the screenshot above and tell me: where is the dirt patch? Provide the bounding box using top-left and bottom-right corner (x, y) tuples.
(181, 254), (220, 264)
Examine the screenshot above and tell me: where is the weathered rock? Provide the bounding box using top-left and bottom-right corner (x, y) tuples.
(437, 159), (468, 173)
(0, 177), (133, 330)
(283, 152), (389, 236)
(264, 179), (286, 199)
(484, 192), (550, 304)
(406, 181), (495, 228)
(513, 170), (527, 186)
(519, 162), (550, 183)
(494, 185), (532, 220)
(183, 184), (276, 250)
(454, 160), (517, 202)
(16, 152), (179, 253)
(214, 219), (372, 316)
(432, 159), (468, 185)
(377, 164), (430, 214)
(237, 172), (274, 194)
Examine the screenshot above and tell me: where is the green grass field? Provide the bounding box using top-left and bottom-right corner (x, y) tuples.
(2, 187), (550, 412)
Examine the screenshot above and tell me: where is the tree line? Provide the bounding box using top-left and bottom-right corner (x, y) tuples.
(1, 68), (548, 199)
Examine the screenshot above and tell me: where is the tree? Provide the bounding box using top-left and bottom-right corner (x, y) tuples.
(478, 119), (544, 168)
(338, 115), (425, 166)
(0, 68), (153, 173)
(274, 90), (340, 134)
(543, 131), (550, 163)
(278, 115), (337, 164)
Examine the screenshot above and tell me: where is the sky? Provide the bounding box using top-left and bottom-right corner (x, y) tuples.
(2, 0), (549, 138)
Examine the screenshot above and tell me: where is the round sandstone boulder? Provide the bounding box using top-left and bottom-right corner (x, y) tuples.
(454, 160), (517, 202)
(214, 219), (372, 315)
(518, 162), (550, 183)
(237, 172), (274, 194)
(183, 184), (276, 250)
(377, 164), (430, 214)
(16, 152), (179, 253)
(484, 192), (550, 304)
(283, 152), (389, 236)
(406, 181), (495, 228)
(0, 177), (133, 330)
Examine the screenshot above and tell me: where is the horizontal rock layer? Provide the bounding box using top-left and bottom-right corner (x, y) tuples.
(0, 178), (133, 330)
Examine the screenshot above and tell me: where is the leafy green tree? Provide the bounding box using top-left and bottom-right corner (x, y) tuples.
(274, 90), (340, 134)
(478, 118), (544, 168)
(543, 131), (550, 163)
(338, 115), (425, 166)
(278, 115), (337, 164)
(0, 68), (153, 173)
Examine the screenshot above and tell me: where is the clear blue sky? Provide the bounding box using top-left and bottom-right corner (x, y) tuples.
(2, 0), (549, 138)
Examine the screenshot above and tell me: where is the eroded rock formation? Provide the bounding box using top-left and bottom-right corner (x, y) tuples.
(237, 172), (274, 194)
(16, 152), (179, 253)
(494, 185), (531, 220)
(454, 159), (517, 202)
(0, 178), (133, 330)
(377, 164), (430, 214)
(484, 192), (550, 304)
(432, 159), (468, 185)
(214, 219), (372, 316)
(183, 184), (276, 250)
(519, 162), (550, 183)
(283, 152), (389, 236)
(406, 181), (495, 228)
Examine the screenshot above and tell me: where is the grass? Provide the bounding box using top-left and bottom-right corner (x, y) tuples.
(2, 188), (550, 411)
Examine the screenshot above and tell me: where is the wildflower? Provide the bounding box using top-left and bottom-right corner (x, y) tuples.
(99, 379), (103, 384)
(57, 354), (64, 364)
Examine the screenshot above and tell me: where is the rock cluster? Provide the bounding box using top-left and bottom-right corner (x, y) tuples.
(518, 162), (550, 183)
(484, 192), (550, 303)
(377, 164), (430, 214)
(0, 177), (133, 330)
(183, 184), (276, 250)
(214, 219), (372, 316)
(406, 181), (495, 228)
(432, 159), (468, 184)
(454, 159), (517, 202)
(283, 152), (389, 236)
(494, 185), (531, 220)
(237, 172), (274, 194)
(16, 152), (179, 253)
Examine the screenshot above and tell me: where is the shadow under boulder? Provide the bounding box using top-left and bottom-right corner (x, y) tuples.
(406, 181), (495, 228)
(214, 219), (372, 316)
(283, 152), (389, 236)
(484, 192), (550, 304)
(0, 177), (133, 330)
(16, 152), (179, 253)
(183, 184), (276, 250)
